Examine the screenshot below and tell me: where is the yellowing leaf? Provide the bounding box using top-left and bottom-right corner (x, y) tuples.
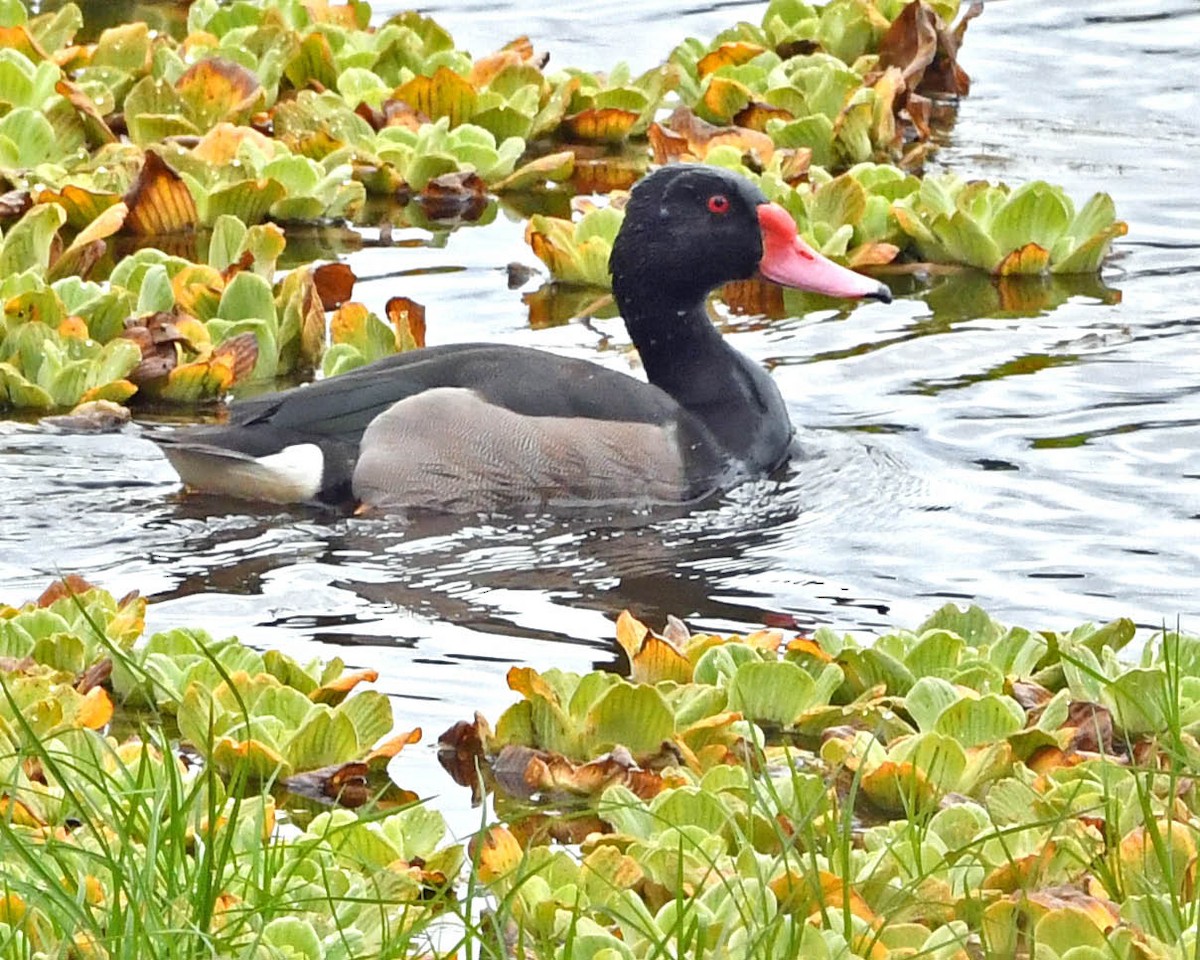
(562, 107), (639, 143)
(175, 56), (263, 131)
(393, 67), (478, 127)
(122, 152), (198, 236)
(696, 41), (767, 78)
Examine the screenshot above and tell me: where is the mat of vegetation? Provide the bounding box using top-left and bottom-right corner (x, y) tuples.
(0, 0), (1126, 411)
(1, 576), (1197, 958)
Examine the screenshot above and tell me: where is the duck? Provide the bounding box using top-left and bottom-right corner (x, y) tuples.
(156, 165), (891, 514)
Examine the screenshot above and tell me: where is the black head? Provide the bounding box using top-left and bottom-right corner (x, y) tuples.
(610, 165), (769, 311)
(609, 164), (892, 319)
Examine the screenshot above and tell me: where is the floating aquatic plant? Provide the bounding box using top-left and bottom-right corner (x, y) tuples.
(894, 173), (1129, 275)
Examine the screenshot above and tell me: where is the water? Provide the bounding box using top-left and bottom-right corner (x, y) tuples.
(6, 0), (1200, 831)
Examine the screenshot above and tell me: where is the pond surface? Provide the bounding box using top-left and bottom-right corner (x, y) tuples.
(5, 0), (1199, 830)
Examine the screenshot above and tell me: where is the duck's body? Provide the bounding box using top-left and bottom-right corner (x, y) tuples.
(157, 166), (889, 513)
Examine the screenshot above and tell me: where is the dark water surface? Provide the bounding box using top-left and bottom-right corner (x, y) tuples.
(6, 0), (1199, 828)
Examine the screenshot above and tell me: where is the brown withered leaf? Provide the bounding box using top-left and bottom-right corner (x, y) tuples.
(778, 148), (813, 185)
(720, 278), (786, 319)
(0, 190), (32, 221)
(210, 332), (259, 384)
(924, 1), (984, 97)
(648, 122), (690, 164)
(655, 107), (774, 166)
(122, 152), (198, 236)
(491, 744), (665, 803)
(733, 101), (793, 132)
(41, 399), (131, 434)
(192, 123), (276, 165)
(312, 262), (356, 310)
(381, 99), (428, 130)
(662, 614), (691, 646)
(353, 101), (385, 131)
(0, 656), (37, 674)
(846, 242), (900, 269)
(771, 869), (878, 925)
(282, 760), (417, 809)
(508, 813), (609, 848)
(878, 0), (982, 100)
(902, 92), (932, 142)
(46, 239), (107, 283)
(982, 841), (1058, 893)
(438, 714), (490, 790)
(878, 1), (939, 88)
(469, 825), (523, 884)
(393, 67), (477, 127)
(1065, 701), (1114, 754)
(37, 575), (99, 607)
(385, 297), (426, 351)
(1007, 679), (1054, 714)
(417, 171), (487, 221)
(997, 242), (1051, 276)
(76, 659), (113, 694)
(614, 610), (692, 685)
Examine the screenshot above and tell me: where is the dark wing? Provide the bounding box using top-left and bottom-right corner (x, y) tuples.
(230, 343), (684, 440)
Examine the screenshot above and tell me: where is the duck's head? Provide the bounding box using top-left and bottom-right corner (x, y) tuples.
(609, 164), (892, 311)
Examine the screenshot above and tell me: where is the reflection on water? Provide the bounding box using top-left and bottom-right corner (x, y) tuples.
(8, 0), (1200, 827)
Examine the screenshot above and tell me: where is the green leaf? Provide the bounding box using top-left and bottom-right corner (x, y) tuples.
(990, 181), (1072, 256)
(136, 264), (176, 314)
(933, 694), (1025, 748)
(586, 683), (674, 758)
(218, 271), (277, 326)
(0, 204), (65, 276)
(727, 660), (816, 726)
(905, 677), (959, 734)
(208, 215), (248, 273)
(0, 107), (56, 166)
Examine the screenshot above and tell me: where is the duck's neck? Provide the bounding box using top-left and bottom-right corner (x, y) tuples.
(621, 296), (727, 395)
(616, 292), (794, 473)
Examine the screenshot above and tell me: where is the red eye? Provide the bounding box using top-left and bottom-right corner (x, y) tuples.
(707, 194), (730, 214)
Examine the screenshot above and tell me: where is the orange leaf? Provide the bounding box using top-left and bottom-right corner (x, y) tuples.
(847, 242), (900, 269)
(58, 316), (90, 339)
(471, 825), (523, 884)
(562, 107), (639, 143)
(192, 123), (277, 165)
(36, 185), (122, 231)
(696, 41), (766, 78)
(309, 668), (379, 704)
(699, 76), (752, 124)
(393, 67), (478, 127)
(385, 296), (426, 351)
(78, 687), (114, 729)
(175, 56), (263, 129)
(996, 242), (1050, 276)
(312, 262), (357, 310)
(366, 727), (422, 767)
(37, 575), (97, 607)
(122, 152), (198, 236)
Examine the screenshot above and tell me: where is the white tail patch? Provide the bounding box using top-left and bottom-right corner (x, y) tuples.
(163, 443), (325, 504)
